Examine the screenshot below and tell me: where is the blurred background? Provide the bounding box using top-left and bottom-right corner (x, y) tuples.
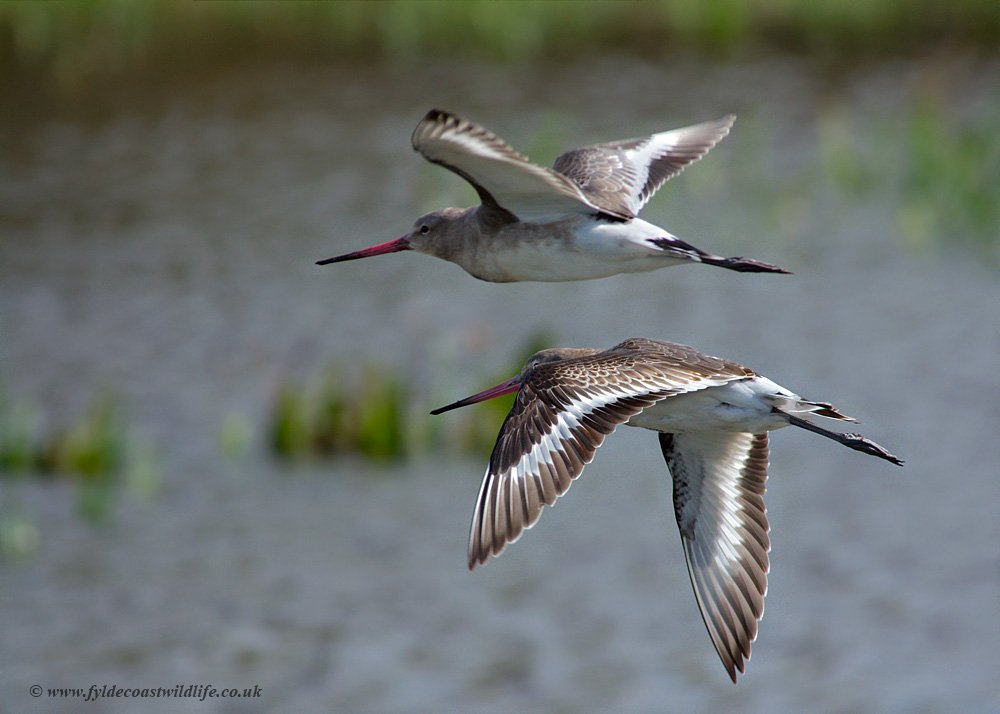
(1, 2), (999, 712)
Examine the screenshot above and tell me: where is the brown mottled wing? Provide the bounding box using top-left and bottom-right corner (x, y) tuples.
(552, 115), (735, 218)
(468, 338), (752, 569)
(659, 430), (770, 683)
(411, 109), (621, 222)
(612, 337), (754, 379)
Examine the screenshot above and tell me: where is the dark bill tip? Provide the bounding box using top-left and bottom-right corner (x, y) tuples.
(430, 376), (522, 415)
(317, 237), (411, 265)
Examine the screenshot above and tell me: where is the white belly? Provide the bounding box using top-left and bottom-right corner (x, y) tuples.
(463, 217), (685, 282)
(627, 379), (796, 434)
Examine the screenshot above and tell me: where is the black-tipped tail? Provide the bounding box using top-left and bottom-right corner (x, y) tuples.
(700, 255), (791, 274)
(649, 237), (790, 274)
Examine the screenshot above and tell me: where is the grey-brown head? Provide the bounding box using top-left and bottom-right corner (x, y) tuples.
(520, 348), (597, 372)
(316, 207), (468, 266)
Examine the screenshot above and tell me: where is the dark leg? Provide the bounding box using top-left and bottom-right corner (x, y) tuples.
(782, 412), (903, 466)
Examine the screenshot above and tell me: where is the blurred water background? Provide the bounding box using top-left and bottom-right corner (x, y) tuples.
(1, 2), (999, 712)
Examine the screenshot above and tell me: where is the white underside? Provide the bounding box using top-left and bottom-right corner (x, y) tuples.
(467, 217), (690, 282)
(627, 377), (802, 434)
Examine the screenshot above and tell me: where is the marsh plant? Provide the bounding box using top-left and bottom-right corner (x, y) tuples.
(4, 0), (999, 88)
(0, 395), (158, 531)
(269, 364), (409, 462)
(898, 102), (1000, 251)
(268, 332), (554, 464)
(0, 395), (159, 556)
(817, 99), (1000, 253)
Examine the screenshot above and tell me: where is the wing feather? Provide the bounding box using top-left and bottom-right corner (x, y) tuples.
(467, 338), (752, 569)
(412, 109), (616, 222)
(659, 430), (770, 683)
(553, 115), (735, 217)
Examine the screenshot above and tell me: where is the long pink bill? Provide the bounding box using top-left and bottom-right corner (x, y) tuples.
(316, 237), (412, 265)
(430, 376), (522, 415)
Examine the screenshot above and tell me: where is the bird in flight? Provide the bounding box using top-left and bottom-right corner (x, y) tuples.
(319, 110), (789, 282)
(431, 337), (901, 681)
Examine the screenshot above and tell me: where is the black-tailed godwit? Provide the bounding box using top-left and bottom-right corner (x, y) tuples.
(319, 110), (789, 282)
(431, 338), (901, 681)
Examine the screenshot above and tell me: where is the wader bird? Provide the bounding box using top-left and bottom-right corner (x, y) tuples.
(319, 110), (788, 282)
(431, 338), (902, 681)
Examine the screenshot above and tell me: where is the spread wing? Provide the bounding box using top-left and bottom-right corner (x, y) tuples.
(412, 109), (618, 222)
(552, 115), (735, 218)
(659, 430), (770, 683)
(468, 339), (752, 569)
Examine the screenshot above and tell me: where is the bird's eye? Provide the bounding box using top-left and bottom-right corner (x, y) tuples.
(419, 224), (430, 234)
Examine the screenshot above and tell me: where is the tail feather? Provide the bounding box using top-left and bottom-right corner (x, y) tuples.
(764, 395), (855, 423)
(798, 399), (853, 421)
(649, 237), (791, 275)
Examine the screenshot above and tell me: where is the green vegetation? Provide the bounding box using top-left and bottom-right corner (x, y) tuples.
(817, 105), (880, 195)
(0, 395), (159, 528)
(814, 100), (1000, 253)
(218, 412), (253, 460)
(268, 331), (554, 465)
(702, 96), (1000, 257)
(897, 102), (1000, 251)
(649, 91), (1000, 261)
(269, 364), (410, 462)
(3, 0), (999, 91)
